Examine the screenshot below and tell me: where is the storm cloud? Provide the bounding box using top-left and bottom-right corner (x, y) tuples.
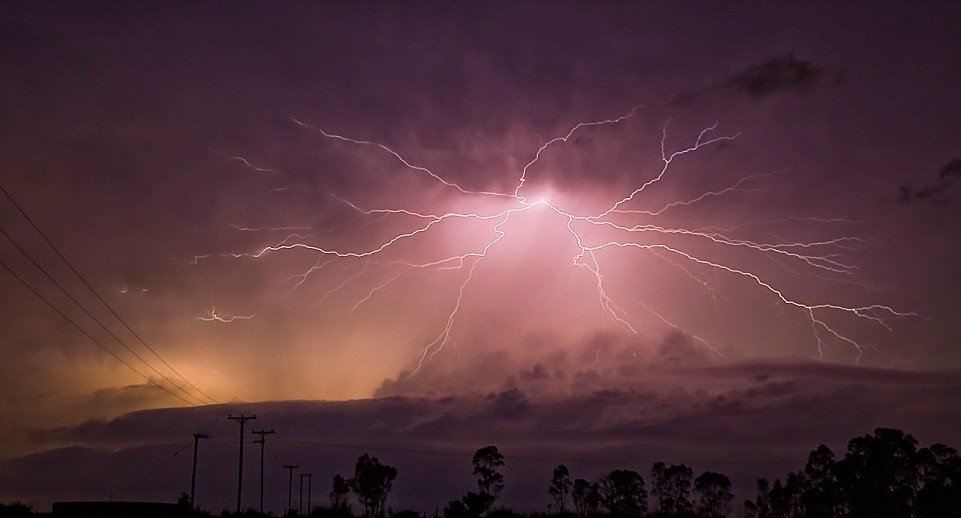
(900, 158), (961, 202)
(727, 53), (823, 97)
(4, 357), (959, 513)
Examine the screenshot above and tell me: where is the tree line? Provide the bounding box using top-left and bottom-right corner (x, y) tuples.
(1, 427), (958, 517)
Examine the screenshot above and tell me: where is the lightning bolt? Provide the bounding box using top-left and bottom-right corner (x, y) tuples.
(197, 304), (254, 323)
(196, 107), (914, 375)
(221, 154), (279, 174)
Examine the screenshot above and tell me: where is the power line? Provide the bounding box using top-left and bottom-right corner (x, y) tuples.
(0, 224), (208, 406)
(0, 256), (201, 407)
(273, 438), (802, 466)
(0, 182), (220, 405)
(115, 442), (192, 499)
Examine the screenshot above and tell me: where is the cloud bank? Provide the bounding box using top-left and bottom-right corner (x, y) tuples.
(4, 340), (959, 513)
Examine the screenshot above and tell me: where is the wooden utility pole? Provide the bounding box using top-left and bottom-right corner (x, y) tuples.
(190, 433), (209, 510)
(251, 429), (275, 514)
(227, 414), (256, 513)
(299, 472), (310, 516)
(307, 473), (313, 515)
(284, 464), (299, 516)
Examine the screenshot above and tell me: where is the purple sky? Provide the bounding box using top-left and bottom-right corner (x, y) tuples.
(1, 1), (960, 514)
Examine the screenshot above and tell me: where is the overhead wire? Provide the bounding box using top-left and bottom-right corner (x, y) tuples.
(114, 442), (192, 499)
(273, 438), (802, 466)
(0, 224), (208, 406)
(0, 256), (200, 407)
(0, 182), (220, 404)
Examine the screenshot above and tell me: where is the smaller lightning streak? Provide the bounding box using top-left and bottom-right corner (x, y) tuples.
(634, 299), (726, 358)
(695, 216), (868, 237)
(513, 105), (642, 201)
(316, 260), (371, 307)
(219, 154), (279, 174)
(197, 304), (254, 323)
(561, 211), (637, 334)
(406, 212), (517, 378)
(349, 270), (408, 311)
(609, 172), (781, 217)
(290, 118), (516, 200)
(232, 225), (317, 232)
(647, 248), (723, 311)
(586, 219), (861, 274)
(280, 255), (335, 296)
(585, 241), (914, 357)
(273, 183), (309, 192)
(594, 121), (740, 218)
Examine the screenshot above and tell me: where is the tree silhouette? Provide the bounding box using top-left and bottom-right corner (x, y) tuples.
(597, 469), (647, 515)
(331, 474), (351, 511)
(571, 478), (600, 516)
(464, 491), (494, 518)
(801, 444), (840, 517)
(549, 464), (572, 513)
(743, 478), (769, 518)
(913, 443), (961, 517)
(650, 462), (693, 513)
(743, 427), (961, 518)
(350, 454), (397, 518)
(444, 499), (471, 518)
(472, 445), (505, 515)
(836, 428), (919, 517)
(693, 471), (733, 518)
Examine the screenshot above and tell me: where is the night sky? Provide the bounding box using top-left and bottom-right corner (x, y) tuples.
(2, 1), (960, 514)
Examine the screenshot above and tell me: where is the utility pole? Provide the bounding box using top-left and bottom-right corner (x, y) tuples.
(284, 465), (299, 516)
(227, 413), (256, 513)
(190, 433), (209, 510)
(297, 473), (311, 515)
(251, 429), (275, 514)
(306, 473), (312, 515)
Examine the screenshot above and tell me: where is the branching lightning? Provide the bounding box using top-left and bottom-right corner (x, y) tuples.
(196, 108), (914, 376)
(197, 304), (254, 323)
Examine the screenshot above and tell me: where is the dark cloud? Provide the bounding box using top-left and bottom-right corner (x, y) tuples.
(654, 331), (714, 366)
(727, 53), (823, 97)
(4, 360), (959, 512)
(375, 331), (719, 399)
(940, 159), (961, 180)
(519, 363), (550, 381)
(900, 158), (961, 203)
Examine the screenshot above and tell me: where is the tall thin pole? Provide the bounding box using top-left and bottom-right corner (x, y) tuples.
(190, 433), (209, 510)
(299, 473), (306, 516)
(306, 473), (313, 516)
(227, 414), (256, 513)
(284, 465), (299, 516)
(252, 429), (275, 514)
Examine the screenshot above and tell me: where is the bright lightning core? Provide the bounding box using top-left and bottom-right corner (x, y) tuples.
(198, 108), (912, 381)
